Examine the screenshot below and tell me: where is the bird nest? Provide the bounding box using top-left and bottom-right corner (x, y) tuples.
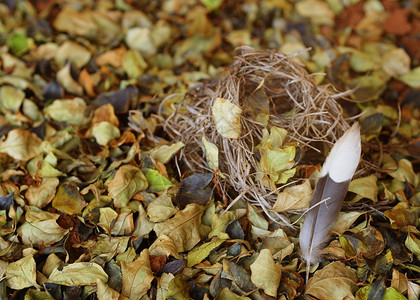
(163, 47), (354, 225)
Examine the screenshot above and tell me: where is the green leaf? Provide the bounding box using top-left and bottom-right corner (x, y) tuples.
(8, 33), (32, 56)
(145, 169), (174, 192)
(200, 0), (224, 10)
(187, 239), (225, 267)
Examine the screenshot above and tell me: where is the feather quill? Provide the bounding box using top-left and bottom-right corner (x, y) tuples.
(299, 122), (361, 278)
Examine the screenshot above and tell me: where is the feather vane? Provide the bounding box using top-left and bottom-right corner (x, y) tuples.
(299, 123), (361, 266)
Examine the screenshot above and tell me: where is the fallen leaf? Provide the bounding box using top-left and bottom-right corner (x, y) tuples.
(5, 255), (39, 290)
(202, 135), (219, 171)
(52, 182), (87, 215)
(97, 279), (129, 300)
(25, 178), (59, 208)
(273, 180), (312, 212)
(250, 249), (281, 297)
(44, 97), (89, 125)
(147, 191), (178, 222)
(212, 97), (242, 139)
(0, 129), (41, 161)
(154, 204), (203, 252)
(108, 165), (148, 208)
(305, 261), (358, 299)
(145, 169), (174, 193)
(348, 174), (379, 202)
(91, 121), (121, 146)
(121, 249), (154, 300)
(48, 262), (108, 286)
(187, 239), (225, 267)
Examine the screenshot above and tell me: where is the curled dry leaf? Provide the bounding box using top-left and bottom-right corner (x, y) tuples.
(0, 129), (41, 161)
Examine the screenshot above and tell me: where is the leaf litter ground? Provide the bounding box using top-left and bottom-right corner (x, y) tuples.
(0, 1), (419, 299)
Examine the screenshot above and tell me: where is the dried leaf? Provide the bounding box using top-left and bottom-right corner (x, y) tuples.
(52, 183), (87, 215)
(212, 97), (242, 139)
(147, 191), (178, 222)
(5, 255), (39, 290)
(348, 174), (378, 202)
(44, 97), (89, 125)
(154, 204), (203, 252)
(399, 66), (420, 88)
(108, 165), (148, 208)
(202, 135), (219, 171)
(0, 129), (41, 161)
(97, 279), (129, 300)
(91, 121), (121, 146)
(18, 218), (68, 246)
(25, 178), (59, 208)
(250, 249), (281, 297)
(273, 180), (312, 212)
(187, 239), (225, 267)
(305, 261), (358, 299)
(48, 262), (108, 286)
(148, 142), (185, 164)
(121, 249), (154, 300)
(0, 85), (25, 112)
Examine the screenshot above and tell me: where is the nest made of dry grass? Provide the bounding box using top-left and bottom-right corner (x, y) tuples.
(163, 47), (358, 225)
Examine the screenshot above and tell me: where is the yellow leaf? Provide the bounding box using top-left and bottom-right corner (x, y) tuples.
(0, 129), (41, 161)
(121, 249), (154, 300)
(52, 182), (87, 215)
(148, 142), (185, 164)
(250, 249), (281, 297)
(212, 97), (242, 139)
(348, 174), (378, 202)
(187, 239), (225, 267)
(331, 211), (363, 235)
(273, 180), (312, 212)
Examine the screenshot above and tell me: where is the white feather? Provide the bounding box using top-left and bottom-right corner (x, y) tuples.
(299, 123), (361, 275)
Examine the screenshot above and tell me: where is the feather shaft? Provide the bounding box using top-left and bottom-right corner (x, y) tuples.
(299, 123), (361, 272)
